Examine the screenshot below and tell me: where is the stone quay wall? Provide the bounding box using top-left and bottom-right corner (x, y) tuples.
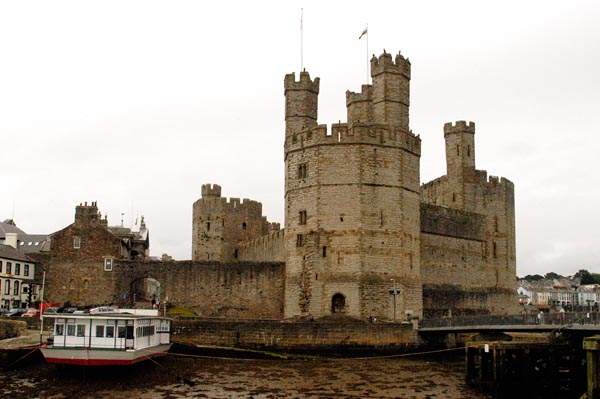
(171, 319), (418, 350)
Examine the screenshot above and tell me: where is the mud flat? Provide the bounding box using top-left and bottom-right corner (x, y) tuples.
(0, 349), (491, 399)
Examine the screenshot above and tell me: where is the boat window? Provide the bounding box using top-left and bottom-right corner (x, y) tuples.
(106, 326), (114, 338)
(55, 324), (64, 336)
(76, 325), (85, 337)
(118, 326), (126, 338)
(67, 325), (75, 336)
(126, 326), (134, 339)
(96, 325), (105, 337)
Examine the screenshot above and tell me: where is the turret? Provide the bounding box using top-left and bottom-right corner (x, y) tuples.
(201, 183), (222, 198)
(371, 51), (411, 130)
(444, 121), (476, 179)
(346, 84), (372, 131)
(284, 71), (319, 138)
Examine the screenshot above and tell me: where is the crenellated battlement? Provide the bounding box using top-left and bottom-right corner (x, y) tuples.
(284, 123), (420, 155)
(346, 85), (373, 106)
(284, 71), (320, 94)
(444, 120), (476, 135)
(201, 183), (222, 198)
(370, 51), (411, 78)
(236, 229), (285, 263)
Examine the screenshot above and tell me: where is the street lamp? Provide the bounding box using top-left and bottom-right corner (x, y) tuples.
(389, 279), (399, 323)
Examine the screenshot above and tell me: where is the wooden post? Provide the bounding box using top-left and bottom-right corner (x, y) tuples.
(583, 336), (600, 399)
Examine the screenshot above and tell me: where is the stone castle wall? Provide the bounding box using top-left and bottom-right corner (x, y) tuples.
(237, 229), (285, 262)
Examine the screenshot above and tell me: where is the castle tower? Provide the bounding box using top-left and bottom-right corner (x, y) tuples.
(444, 121), (476, 209)
(371, 51), (411, 131)
(284, 71), (320, 138)
(284, 51), (422, 321)
(192, 184), (271, 262)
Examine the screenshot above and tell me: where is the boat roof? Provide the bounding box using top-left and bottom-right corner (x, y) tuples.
(43, 311), (170, 321)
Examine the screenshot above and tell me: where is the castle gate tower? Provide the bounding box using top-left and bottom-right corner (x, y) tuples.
(283, 51), (423, 320)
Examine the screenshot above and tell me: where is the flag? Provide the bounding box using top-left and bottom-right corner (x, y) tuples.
(359, 26), (368, 40)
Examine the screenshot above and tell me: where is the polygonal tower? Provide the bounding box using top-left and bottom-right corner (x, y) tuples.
(192, 184), (271, 262)
(283, 51), (423, 320)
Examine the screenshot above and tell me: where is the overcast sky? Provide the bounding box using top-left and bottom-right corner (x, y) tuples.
(1, 1), (599, 277)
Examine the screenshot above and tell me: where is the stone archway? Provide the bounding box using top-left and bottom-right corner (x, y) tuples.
(129, 277), (162, 308)
(331, 293), (346, 314)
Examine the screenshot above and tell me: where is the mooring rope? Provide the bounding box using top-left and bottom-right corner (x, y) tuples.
(167, 346), (464, 361)
(3, 347), (40, 370)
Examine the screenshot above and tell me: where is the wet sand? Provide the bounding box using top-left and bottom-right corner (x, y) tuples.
(0, 352), (492, 398)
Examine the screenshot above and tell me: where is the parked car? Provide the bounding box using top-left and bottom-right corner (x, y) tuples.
(43, 307), (59, 315)
(5, 308), (27, 317)
(21, 308), (41, 317)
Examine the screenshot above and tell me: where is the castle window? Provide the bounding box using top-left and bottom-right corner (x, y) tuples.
(456, 144), (460, 156)
(467, 145), (471, 157)
(322, 246), (327, 257)
(222, 219), (225, 227)
(452, 193), (456, 202)
(297, 163), (308, 179)
(207, 222), (211, 231)
(234, 249), (238, 259)
(69, 279), (76, 289)
(242, 222), (247, 230)
(493, 242), (497, 259)
(83, 279), (90, 289)
(74, 236), (81, 249)
(299, 210), (307, 225)
(340, 216), (344, 222)
(296, 234), (304, 247)
(104, 257), (113, 272)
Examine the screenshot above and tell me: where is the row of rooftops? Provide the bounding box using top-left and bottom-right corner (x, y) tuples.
(519, 278), (600, 293)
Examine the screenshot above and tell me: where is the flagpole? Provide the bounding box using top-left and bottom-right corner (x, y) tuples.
(300, 8), (303, 72)
(366, 23), (369, 84)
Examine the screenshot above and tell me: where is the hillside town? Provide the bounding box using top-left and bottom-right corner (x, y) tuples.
(517, 272), (600, 312)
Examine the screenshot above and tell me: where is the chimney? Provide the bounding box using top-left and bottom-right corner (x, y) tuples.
(5, 232), (18, 249)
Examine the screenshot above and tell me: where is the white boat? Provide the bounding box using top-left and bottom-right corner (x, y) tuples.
(40, 309), (171, 366)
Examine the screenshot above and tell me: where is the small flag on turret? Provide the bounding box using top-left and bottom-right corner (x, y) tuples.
(359, 26), (368, 39)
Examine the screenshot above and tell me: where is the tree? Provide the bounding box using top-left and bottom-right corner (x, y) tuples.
(544, 272), (561, 280)
(522, 274), (544, 282)
(575, 269), (600, 284)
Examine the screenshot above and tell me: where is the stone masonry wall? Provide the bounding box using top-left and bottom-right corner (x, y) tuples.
(237, 229), (285, 262)
(40, 257), (286, 319)
(172, 319), (418, 350)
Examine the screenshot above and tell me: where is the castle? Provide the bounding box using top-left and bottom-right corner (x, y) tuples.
(192, 50), (517, 320)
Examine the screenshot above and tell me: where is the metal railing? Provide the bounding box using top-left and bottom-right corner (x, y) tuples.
(419, 312), (600, 329)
